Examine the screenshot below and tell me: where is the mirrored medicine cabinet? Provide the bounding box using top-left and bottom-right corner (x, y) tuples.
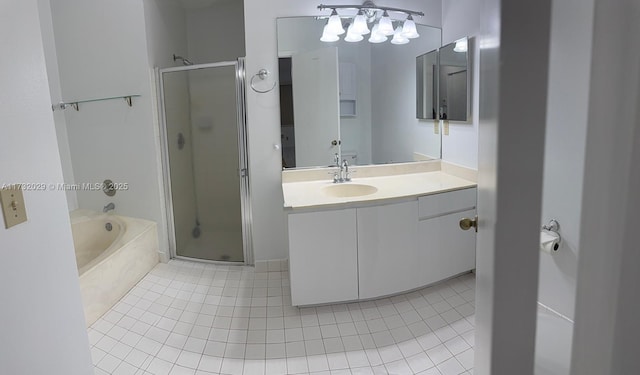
(416, 37), (469, 122)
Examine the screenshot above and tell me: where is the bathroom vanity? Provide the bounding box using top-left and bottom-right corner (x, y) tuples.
(283, 162), (477, 306)
(277, 17), (476, 307)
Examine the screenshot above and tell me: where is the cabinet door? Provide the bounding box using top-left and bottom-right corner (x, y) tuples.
(357, 201), (419, 299)
(288, 209), (358, 306)
(418, 208), (476, 286)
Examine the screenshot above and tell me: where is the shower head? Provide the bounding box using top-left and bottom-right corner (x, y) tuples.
(173, 54), (193, 66)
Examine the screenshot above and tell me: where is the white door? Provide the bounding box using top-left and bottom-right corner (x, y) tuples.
(474, 0), (552, 373)
(291, 47), (341, 167)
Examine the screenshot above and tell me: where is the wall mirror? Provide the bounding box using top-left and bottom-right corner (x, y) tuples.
(277, 17), (441, 169)
(417, 37), (469, 121)
(416, 49), (438, 120)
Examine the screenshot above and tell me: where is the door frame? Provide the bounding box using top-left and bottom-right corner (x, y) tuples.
(475, 0), (552, 373)
(156, 59), (254, 265)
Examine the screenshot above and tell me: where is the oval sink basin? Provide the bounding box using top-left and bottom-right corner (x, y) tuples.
(322, 183), (378, 198)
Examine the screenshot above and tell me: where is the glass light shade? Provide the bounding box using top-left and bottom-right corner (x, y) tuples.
(401, 16), (419, 39)
(391, 26), (409, 45)
(344, 24), (364, 42)
(327, 9), (345, 35)
(368, 24), (387, 43)
(320, 24), (340, 42)
(454, 38), (468, 52)
(377, 11), (394, 36)
(352, 12), (370, 35)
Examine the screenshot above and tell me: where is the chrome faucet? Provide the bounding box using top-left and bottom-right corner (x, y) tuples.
(331, 158), (352, 183)
(341, 159), (351, 182)
(103, 202), (115, 213)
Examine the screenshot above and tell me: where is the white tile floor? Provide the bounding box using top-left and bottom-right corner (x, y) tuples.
(89, 260), (475, 375)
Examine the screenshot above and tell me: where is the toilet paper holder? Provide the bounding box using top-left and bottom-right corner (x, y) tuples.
(542, 219), (559, 232)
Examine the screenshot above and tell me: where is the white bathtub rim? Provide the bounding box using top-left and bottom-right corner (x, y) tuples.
(537, 301), (574, 324)
(535, 302), (574, 375)
(71, 209), (156, 277)
(74, 215), (126, 275)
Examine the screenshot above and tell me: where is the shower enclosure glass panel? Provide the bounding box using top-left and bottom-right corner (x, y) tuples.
(160, 62), (248, 262)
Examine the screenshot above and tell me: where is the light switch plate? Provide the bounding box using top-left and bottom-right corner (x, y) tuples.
(0, 186), (28, 229)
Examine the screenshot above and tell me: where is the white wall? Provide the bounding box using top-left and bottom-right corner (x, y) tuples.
(144, 0), (188, 68)
(0, 1), (92, 373)
(243, 0), (441, 260)
(49, 0), (169, 258)
(441, 0), (481, 169)
(187, 0), (246, 63)
(538, 0), (594, 320)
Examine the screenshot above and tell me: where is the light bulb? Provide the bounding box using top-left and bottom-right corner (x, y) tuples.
(377, 11), (395, 36)
(344, 24), (364, 42)
(368, 24), (387, 44)
(320, 24), (339, 42)
(391, 26), (409, 45)
(327, 9), (345, 35)
(401, 15), (419, 39)
(454, 38), (468, 52)
(352, 10), (370, 35)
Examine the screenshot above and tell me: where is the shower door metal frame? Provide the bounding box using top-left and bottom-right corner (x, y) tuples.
(156, 59), (254, 265)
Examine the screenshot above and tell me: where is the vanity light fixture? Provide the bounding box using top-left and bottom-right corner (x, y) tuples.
(344, 24), (365, 42)
(327, 8), (346, 35)
(368, 24), (387, 43)
(352, 10), (370, 35)
(401, 15), (419, 39)
(391, 26), (409, 45)
(377, 11), (395, 36)
(318, 2), (424, 45)
(321, 24), (340, 42)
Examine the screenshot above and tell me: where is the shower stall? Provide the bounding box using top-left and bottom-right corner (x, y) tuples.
(158, 59), (252, 263)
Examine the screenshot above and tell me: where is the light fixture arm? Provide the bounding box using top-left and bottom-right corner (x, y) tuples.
(317, 3), (424, 17)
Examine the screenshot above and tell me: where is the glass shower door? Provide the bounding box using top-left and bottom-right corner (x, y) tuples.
(160, 61), (248, 262)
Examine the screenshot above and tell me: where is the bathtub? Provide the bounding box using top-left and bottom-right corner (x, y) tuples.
(71, 209), (159, 326)
(535, 304), (574, 374)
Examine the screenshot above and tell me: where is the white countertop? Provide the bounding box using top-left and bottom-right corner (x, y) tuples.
(283, 171), (477, 210)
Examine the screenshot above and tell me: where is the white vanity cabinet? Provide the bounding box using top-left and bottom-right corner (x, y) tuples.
(357, 201), (419, 299)
(417, 188), (477, 286)
(288, 208), (359, 306)
(287, 187), (477, 306)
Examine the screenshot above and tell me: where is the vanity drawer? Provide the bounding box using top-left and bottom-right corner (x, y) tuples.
(418, 187), (477, 219)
